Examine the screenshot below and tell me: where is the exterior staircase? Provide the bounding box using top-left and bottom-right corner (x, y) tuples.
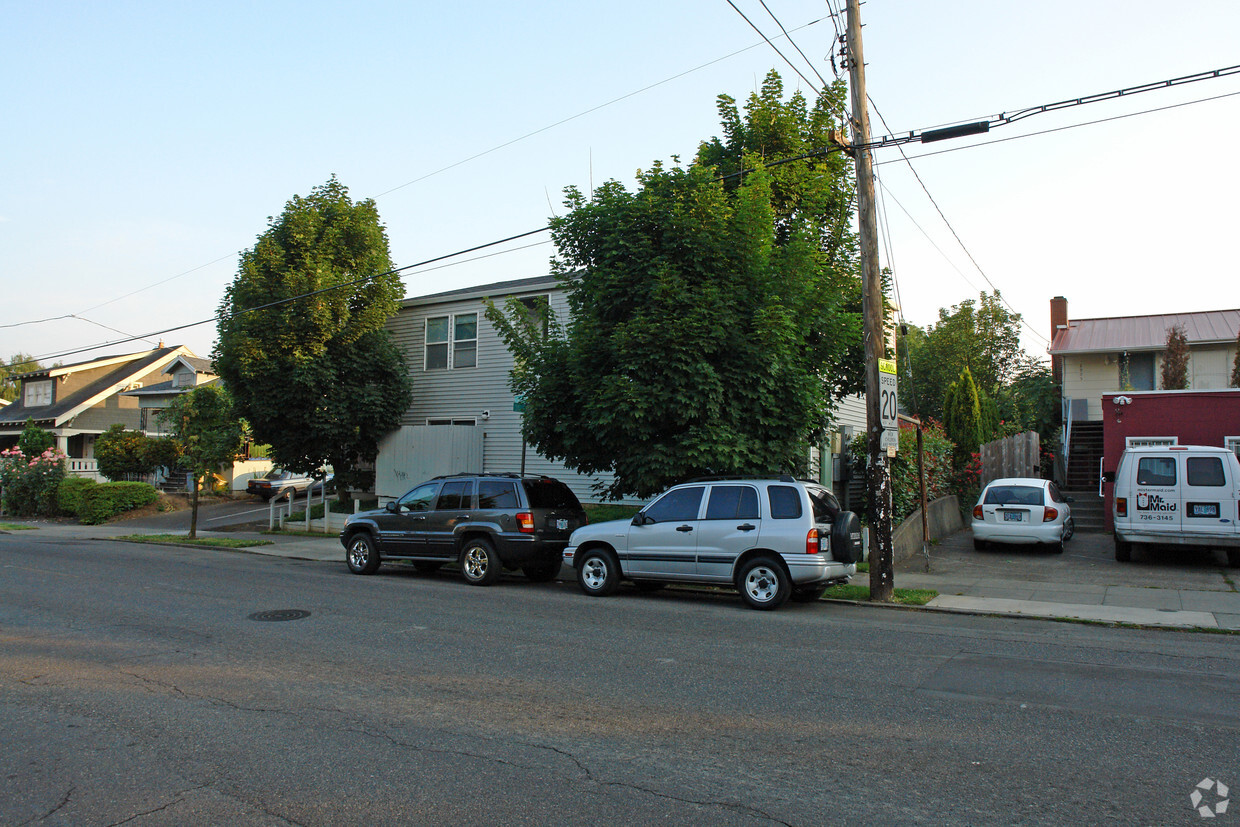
(1062, 489), (1106, 533)
(1065, 421), (1104, 490)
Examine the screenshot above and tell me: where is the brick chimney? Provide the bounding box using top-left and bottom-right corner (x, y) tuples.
(1050, 296), (1068, 384)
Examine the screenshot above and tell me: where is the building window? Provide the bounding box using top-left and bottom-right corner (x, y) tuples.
(427, 418), (476, 426)
(425, 313), (478, 370)
(1226, 437), (1240, 462)
(24, 380), (52, 407)
(1125, 436), (1177, 448)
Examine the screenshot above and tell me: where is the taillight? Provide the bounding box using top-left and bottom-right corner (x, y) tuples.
(1043, 507), (1058, 522)
(806, 528), (819, 555)
(1116, 498), (1127, 517)
(516, 512), (535, 534)
(972, 505), (983, 520)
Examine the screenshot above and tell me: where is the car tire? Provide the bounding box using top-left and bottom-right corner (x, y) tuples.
(737, 556), (790, 611)
(413, 561), (444, 575)
(345, 532), (381, 575)
(1115, 538), (1132, 563)
(790, 584), (827, 603)
(522, 558), (561, 582)
(1064, 517), (1075, 541)
(577, 548), (621, 597)
(460, 538), (502, 586)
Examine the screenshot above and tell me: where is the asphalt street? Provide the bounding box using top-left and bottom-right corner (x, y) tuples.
(2, 532), (1238, 825)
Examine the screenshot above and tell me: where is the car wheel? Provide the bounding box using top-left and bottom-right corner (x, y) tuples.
(973, 538), (988, 551)
(460, 538), (502, 586)
(737, 556), (790, 611)
(346, 532), (381, 575)
(413, 561), (443, 575)
(522, 558), (561, 582)
(1064, 517), (1075, 541)
(790, 584), (827, 603)
(1115, 538), (1132, 563)
(577, 548), (620, 597)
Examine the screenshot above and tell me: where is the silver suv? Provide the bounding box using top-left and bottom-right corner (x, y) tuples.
(562, 477), (862, 610)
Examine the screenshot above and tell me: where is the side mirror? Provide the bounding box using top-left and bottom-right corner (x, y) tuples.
(631, 513), (651, 526)
(1065, 496), (1076, 504)
(385, 501), (399, 513)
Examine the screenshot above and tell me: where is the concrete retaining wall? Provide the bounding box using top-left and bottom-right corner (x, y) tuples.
(892, 495), (964, 564)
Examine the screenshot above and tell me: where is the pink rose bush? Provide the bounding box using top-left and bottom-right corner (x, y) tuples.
(0, 446), (67, 516)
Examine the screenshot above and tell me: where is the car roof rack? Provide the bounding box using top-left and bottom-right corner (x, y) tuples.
(684, 474), (799, 483)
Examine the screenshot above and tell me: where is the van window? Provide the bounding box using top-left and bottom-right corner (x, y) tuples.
(1136, 457), (1177, 487)
(1187, 456), (1226, 487)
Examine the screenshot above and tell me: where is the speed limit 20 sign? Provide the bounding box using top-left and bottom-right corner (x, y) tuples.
(878, 359), (898, 431)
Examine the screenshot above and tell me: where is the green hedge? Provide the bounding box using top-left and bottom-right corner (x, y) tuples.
(75, 482), (160, 525)
(57, 476), (98, 516)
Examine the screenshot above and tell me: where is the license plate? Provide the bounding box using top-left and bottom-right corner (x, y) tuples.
(1003, 512), (1023, 522)
(556, 519), (568, 530)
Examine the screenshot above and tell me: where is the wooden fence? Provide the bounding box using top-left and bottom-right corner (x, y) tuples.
(979, 431), (1040, 486)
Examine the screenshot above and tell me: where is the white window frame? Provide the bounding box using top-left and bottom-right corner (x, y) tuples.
(1125, 436), (1178, 448)
(24, 379), (52, 407)
(427, 418), (477, 426)
(1225, 436), (1240, 461)
(424, 312), (478, 370)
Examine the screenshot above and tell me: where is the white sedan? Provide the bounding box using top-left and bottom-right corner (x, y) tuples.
(971, 478), (1074, 553)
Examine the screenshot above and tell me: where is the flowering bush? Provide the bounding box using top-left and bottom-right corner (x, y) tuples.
(848, 420), (958, 524)
(0, 446), (68, 517)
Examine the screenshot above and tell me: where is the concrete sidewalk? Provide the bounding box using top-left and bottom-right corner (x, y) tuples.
(5, 518), (1239, 630)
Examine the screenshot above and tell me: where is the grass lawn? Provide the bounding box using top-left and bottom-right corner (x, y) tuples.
(822, 583), (937, 606)
(115, 534), (274, 549)
(0, 523), (37, 531)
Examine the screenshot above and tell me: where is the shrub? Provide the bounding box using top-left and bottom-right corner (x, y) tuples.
(76, 482), (160, 525)
(0, 446), (67, 516)
(849, 420), (957, 525)
(57, 476), (98, 516)
(18, 420), (55, 457)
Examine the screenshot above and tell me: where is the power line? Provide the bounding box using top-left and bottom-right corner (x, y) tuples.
(724, 0), (823, 94)
(758, 0), (830, 89)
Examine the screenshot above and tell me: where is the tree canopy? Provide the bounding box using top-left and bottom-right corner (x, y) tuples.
(1161, 323), (1190, 390)
(214, 177), (412, 495)
(1, 354), (44, 402)
(488, 72), (862, 499)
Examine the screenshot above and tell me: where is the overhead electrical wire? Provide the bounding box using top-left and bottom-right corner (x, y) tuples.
(725, 0), (823, 94)
(757, 0), (830, 89)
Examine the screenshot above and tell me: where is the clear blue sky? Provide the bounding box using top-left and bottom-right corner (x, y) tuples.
(4, 0), (1238, 365)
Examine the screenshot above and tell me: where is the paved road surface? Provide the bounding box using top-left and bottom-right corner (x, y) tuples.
(2, 532), (1237, 825)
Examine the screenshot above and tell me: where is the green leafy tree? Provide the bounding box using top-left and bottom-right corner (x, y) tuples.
(158, 385), (244, 538)
(996, 359), (1059, 442)
(94, 424), (152, 481)
(1161, 323), (1190, 389)
(214, 176), (412, 497)
(18, 419), (55, 456)
(0, 354), (42, 402)
(487, 73), (862, 499)
(902, 291), (1024, 422)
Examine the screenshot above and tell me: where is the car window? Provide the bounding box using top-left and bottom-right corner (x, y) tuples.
(522, 478), (581, 509)
(983, 486), (1044, 506)
(398, 482), (439, 512)
(768, 485), (803, 519)
(705, 485), (759, 520)
(1136, 457), (1177, 486)
(436, 480), (474, 510)
(478, 480), (520, 509)
(1187, 456), (1225, 487)
(807, 486), (841, 520)
(644, 487), (704, 523)
(1048, 484), (1064, 504)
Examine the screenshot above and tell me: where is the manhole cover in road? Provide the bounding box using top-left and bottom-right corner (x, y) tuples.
(248, 609), (312, 622)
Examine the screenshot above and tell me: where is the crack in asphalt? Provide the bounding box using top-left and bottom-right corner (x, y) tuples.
(117, 669), (302, 717)
(19, 784), (73, 826)
(101, 782), (214, 827)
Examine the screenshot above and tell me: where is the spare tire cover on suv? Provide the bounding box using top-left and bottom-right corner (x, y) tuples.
(830, 511), (863, 563)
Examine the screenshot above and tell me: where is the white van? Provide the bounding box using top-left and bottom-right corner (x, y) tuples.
(1111, 445), (1240, 566)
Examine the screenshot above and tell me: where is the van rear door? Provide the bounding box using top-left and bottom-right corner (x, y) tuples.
(1181, 452), (1234, 539)
(1131, 453), (1181, 532)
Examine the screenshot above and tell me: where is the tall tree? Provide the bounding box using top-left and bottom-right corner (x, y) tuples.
(902, 291), (1025, 422)
(944, 367), (983, 470)
(158, 385), (243, 538)
(1232, 327), (1240, 388)
(214, 177), (412, 496)
(0, 354), (42, 402)
(487, 74), (861, 499)
(1160, 324), (1190, 390)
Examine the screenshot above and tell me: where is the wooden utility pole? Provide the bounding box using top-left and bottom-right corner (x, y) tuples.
(846, 0), (894, 601)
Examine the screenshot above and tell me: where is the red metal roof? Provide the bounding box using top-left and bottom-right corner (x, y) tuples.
(1049, 309), (1240, 354)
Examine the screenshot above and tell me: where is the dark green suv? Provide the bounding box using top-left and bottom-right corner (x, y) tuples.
(340, 474), (587, 585)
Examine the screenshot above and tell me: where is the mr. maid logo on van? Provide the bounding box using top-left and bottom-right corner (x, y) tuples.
(1136, 493), (1177, 513)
